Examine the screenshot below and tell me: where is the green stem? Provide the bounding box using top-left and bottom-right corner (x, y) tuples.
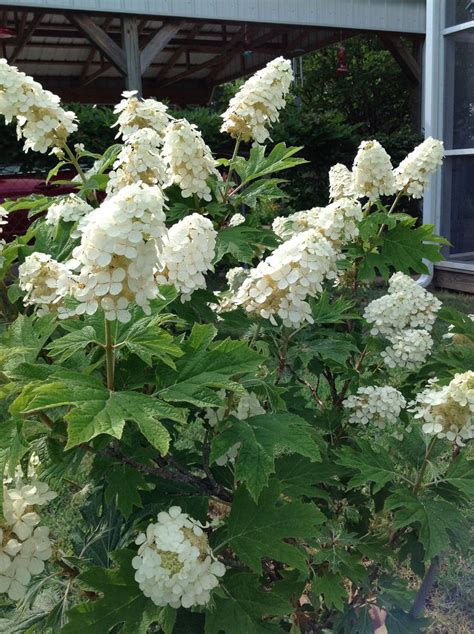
(62, 144), (88, 185)
(224, 135), (242, 199)
(104, 318), (115, 391)
(376, 189), (405, 237)
(413, 437), (437, 494)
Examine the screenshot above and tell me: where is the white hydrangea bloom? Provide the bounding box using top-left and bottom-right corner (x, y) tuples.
(228, 213), (245, 227)
(329, 163), (354, 201)
(364, 273), (441, 338)
(352, 140), (396, 200)
(45, 194), (93, 227)
(69, 183), (166, 322)
(272, 198), (362, 245)
(343, 386), (406, 429)
(18, 252), (71, 316)
(220, 57), (293, 143)
(155, 213), (216, 301)
(162, 119), (218, 202)
(409, 372), (474, 445)
(132, 506), (225, 609)
(106, 127), (168, 194)
(232, 228), (338, 327)
(0, 59), (77, 153)
(206, 391), (265, 466)
(0, 478), (56, 601)
(381, 329), (433, 371)
(113, 90), (170, 141)
(394, 137), (444, 198)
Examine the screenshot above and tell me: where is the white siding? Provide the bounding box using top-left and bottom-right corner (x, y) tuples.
(0, 0), (427, 33)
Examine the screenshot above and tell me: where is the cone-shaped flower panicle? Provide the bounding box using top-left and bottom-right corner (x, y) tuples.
(113, 90), (170, 140)
(18, 252), (71, 316)
(162, 119), (218, 201)
(329, 163), (354, 201)
(156, 213), (217, 301)
(69, 183), (166, 322)
(220, 57), (293, 143)
(394, 137), (444, 198)
(343, 386), (406, 428)
(0, 58), (77, 153)
(107, 127), (169, 194)
(409, 372), (474, 445)
(231, 228), (338, 327)
(352, 140), (396, 200)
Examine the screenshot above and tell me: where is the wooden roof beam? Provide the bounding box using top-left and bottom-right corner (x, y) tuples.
(69, 13), (126, 74)
(9, 12), (43, 64)
(140, 20), (184, 73)
(156, 22), (204, 80)
(378, 33), (421, 84)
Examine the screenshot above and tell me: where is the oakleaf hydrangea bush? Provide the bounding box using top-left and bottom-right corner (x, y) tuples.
(0, 56), (472, 633)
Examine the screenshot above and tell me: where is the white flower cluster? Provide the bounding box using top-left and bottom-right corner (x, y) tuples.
(352, 140), (396, 200)
(364, 273), (442, 337)
(69, 183), (166, 322)
(231, 228), (338, 327)
(162, 119), (218, 201)
(18, 252), (71, 316)
(45, 194), (93, 228)
(364, 273), (441, 371)
(409, 372), (474, 445)
(272, 199), (362, 245)
(132, 506), (225, 609)
(220, 57), (293, 143)
(228, 213), (246, 227)
(394, 137), (444, 198)
(329, 163), (354, 201)
(106, 128), (168, 194)
(113, 90), (170, 140)
(206, 391), (265, 465)
(0, 479), (56, 601)
(0, 206), (7, 268)
(343, 386), (406, 429)
(381, 329), (434, 371)
(155, 213), (217, 301)
(0, 59), (77, 153)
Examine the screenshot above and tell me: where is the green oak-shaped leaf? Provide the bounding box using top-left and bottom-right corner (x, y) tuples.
(211, 413), (321, 501)
(205, 572), (291, 634)
(14, 371), (186, 452)
(159, 324), (263, 408)
(385, 488), (466, 560)
(224, 481), (325, 572)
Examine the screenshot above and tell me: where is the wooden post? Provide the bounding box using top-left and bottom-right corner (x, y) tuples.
(121, 16), (142, 96)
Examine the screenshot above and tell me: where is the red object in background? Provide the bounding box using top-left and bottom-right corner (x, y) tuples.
(0, 27), (15, 39)
(0, 173), (76, 241)
(336, 47), (348, 75)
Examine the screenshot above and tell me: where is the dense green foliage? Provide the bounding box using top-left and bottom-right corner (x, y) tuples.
(0, 54), (471, 634)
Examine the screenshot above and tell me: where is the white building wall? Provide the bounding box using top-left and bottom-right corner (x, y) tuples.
(0, 0), (426, 33)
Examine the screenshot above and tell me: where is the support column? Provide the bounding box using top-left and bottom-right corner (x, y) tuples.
(121, 16), (142, 96)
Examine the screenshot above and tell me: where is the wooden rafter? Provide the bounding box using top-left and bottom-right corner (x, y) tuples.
(378, 33), (421, 84)
(160, 25), (247, 88)
(156, 22), (204, 80)
(9, 12), (44, 64)
(140, 20), (184, 73)
(80, 17), (113, 82)
(69, 13), (126, 74)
